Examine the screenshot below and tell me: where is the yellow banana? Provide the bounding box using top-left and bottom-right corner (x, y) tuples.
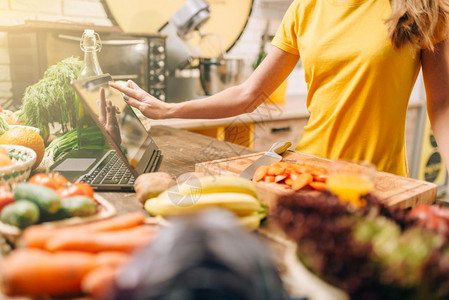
(237, 213), (261, 231)
(163, 175), (259, 199)
(145, 192), (261, 217)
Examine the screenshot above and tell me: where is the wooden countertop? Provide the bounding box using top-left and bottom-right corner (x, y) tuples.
(95, 125), (346, 299)
(97, 125), (255, 215)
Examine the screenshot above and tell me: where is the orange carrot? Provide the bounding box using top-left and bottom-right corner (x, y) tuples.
(309, 181), (327, 191)
(82, 266), (119, 299)
(267, 164), (285, 176)
(292, 165), (311, 174)
(264, 175), (275, 183)
(313, 173), (328, 183)
(94, 251), (131, 269)
(274, 175), (287, 183)
(80, 212), (146, 232)
(23, 212), (146, 248)
(45, 225), (157, 253)
(292, 173), (313, 191)
(253, 165), (268, 182)
(1, 249), (97, 297)
(285, 178), (294, 187)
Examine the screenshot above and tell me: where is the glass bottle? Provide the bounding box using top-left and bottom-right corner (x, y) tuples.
(77, 29), (105, 149)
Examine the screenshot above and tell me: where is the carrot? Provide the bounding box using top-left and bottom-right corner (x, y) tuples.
(45, 225), (157, 253)
(292, 173), (313, 191)
(285, 178), (294, 187)
(267, 164), (285, 176)
(274, 175), (287, 183)
(309, 181), (327, 191)
(253, 165), (268, 182)
(82, 266), (119, 299)
(23, 212), (146, 248)
(292, 165), (311, 174)
(264, 175), (275, 183)
(290, 172), (300, 181)
(1, 249), (97, 297)
(313, 173), (328, 183)
(94, 251), (131, 268)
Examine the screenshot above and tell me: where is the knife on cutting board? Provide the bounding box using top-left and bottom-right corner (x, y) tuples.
(239, 141), (292, 180)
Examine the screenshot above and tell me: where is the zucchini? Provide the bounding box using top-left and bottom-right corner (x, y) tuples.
(1, 200), (40, 229)
(13, 183), (61, 214)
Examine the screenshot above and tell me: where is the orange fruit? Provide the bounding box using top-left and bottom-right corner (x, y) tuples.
(0, 146), (8, 156)
(0, 127), (45, 169)
(0, 152), (12, 167)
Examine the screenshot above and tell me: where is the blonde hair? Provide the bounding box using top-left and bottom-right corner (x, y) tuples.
(387, 0), (449, 50)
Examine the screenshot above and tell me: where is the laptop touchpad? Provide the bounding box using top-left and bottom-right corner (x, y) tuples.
(53, 158), (96, 172)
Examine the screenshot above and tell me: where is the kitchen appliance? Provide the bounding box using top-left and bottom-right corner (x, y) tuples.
(102, 0), (254, 102)
(199, 57), (245, 96)
(239, 141), (291, 180)
(5, 21), (167, 106)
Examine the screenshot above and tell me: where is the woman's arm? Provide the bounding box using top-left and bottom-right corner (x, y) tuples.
(422, 38), (449, 168)
(109, 47), (299, 119)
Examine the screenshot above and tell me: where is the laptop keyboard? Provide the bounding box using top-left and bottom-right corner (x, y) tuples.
(80, 151), (135, 186)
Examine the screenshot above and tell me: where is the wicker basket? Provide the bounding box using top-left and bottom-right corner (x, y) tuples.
(0, 145), (36, 185)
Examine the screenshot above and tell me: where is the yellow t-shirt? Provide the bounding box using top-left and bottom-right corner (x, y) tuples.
(272, 0), (423, 176)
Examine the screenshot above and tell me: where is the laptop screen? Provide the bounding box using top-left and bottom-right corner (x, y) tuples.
(72, 74), (158, 175)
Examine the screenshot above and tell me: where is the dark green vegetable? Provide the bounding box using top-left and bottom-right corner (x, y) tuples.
(1, 200), (40, 229)
(39, 210), (68, 223)
(18, 57), (83, 133)
(45, 126), (105, 161)
(13, 183), (61, 214)
(60, 196), (97, 217)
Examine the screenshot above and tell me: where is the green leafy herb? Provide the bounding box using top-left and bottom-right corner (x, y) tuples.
(19, 57), (83, 133)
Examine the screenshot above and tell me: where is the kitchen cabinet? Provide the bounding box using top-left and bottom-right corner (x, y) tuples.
(184, 118), (308, 151)
(189, 123), (254, 148)
(252, 118), (307, 151)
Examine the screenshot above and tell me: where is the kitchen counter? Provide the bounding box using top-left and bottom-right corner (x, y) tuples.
(96, 125), (347, 300)
(151, 95), (309, 129)
(96, 125), (256, 216)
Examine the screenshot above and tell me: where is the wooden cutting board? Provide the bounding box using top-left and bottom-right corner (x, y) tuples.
(195, 151), (438, 209)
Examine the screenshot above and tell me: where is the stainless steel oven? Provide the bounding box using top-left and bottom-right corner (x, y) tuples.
(6, 21), (167, 106)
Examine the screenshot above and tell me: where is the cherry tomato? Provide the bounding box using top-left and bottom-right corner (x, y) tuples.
(29, 173), (69, 190)
(58, 183), (95, 199)
(0, 186), (14, 212)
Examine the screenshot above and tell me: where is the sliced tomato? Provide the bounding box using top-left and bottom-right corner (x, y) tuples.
(29, 173), (69, 190)
(58, 183), (95, 199)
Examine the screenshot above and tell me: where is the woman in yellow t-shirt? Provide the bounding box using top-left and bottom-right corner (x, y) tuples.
(110, 0), (449, 176)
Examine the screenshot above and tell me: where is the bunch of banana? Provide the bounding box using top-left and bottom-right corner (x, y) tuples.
(144, 175), (267, 230)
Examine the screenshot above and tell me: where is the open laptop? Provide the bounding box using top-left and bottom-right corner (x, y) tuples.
(50, 74), (162, 191)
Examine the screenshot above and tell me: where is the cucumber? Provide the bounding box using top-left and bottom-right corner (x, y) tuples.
(13, 183), (61, 214)
(61, 196), (97, 217)
(1, 200), (40, 229)
(39, 209), (69, 223)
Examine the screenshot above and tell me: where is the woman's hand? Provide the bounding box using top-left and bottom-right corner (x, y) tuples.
(108, 80), (170, 119)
